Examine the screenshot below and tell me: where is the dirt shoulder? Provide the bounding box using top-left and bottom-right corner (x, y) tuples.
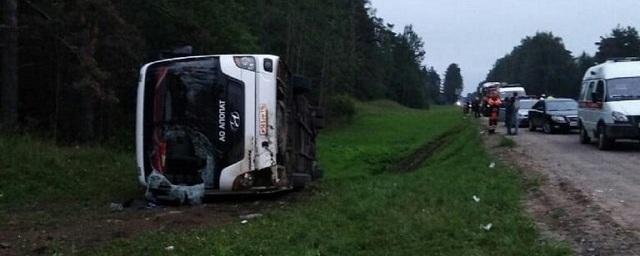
(0, 189), (313, 255)
(481, 121), (640, 255)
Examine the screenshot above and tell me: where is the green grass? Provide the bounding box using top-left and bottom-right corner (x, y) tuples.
(93, 101), (569, 255)
(497, 136), (517, 148)
(0, 134), (139, 208)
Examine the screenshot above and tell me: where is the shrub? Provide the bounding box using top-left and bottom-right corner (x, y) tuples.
(327, 94), (356, 122)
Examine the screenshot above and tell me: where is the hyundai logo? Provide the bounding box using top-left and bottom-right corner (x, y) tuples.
(230, 111), (241, 131)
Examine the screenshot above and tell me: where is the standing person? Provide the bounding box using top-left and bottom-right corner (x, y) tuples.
(487, 90), (502, 134)
(472, 97), (481, 118)
(505, 93), (519, 135)
(511, 93), (520, 135)
(504, 95), (515, 135)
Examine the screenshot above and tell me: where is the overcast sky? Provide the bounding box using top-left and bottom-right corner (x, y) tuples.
(370, 0), (640, 94)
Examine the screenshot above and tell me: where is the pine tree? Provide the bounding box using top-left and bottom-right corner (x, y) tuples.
(443, 64), (463, 104)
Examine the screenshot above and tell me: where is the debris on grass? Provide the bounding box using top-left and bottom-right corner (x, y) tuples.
(473, 195), (480, 202)
(489, 162), (496, 168)
(153, 211), (184, 219)
(481, 223), (493, 231)
(164, 245), (175, 251)
(146, 171), (206, 205)
(239, 213), (263, 220)
(241, 220), (249, 224)
(105, 219), (123, 224)
(109, 203), (124, 212)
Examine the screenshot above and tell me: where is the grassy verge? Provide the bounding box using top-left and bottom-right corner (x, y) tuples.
(0, 134), (139, 209)
(94, 101), (569, 255)
(497, 136), (517, 148)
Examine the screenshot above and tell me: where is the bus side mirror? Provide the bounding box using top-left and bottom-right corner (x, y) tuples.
(292, 75), (311, 95)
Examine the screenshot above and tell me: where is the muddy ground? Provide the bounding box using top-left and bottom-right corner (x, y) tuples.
(0, 188), (314, 255)
(482, 119), (640, 256)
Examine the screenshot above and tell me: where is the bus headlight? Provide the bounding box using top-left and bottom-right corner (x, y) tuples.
(234, 56), (256, 71)
(612, 111), (628, 122)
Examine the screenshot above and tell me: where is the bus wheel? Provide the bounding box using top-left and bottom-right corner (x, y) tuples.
(597, 124), (614, 150)
(580, 126), (591, 144)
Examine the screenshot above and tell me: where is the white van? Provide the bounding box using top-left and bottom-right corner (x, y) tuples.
(498, 85), (527, 121)
(578, 58), (640, 150)
(499, 86), (526, 100)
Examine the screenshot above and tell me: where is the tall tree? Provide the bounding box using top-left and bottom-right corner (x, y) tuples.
(576, 52), (596, 78)
(385, 25), (429, 108)
(424, 66), (441, 104)
(442, 63), (463, 104)
(595, 26), (640, 63)
(2, 0), (19, 129)
(10, 0), (437, 143)
(485, 32), (579, 98)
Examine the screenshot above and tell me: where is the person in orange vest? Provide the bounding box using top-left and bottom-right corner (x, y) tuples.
(487, 90), (502, 134)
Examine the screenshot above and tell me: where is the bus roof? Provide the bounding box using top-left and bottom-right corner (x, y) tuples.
(583, 60), (640, 80)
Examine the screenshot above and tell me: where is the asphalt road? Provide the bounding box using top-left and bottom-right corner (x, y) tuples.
(504, 125), (640, 231)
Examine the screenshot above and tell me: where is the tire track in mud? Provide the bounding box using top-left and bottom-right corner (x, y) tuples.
(389, 125), (465, 173)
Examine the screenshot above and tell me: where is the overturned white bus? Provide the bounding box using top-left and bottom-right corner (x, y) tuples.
(135, 55), (322, 203)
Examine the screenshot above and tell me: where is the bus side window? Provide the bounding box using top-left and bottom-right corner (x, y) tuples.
(586, 81), (596, 102)
(579, 81), (589, 101)
(595, 80), (605, 102)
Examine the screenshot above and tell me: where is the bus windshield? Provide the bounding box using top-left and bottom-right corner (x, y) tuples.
(607, 77), (640, 101)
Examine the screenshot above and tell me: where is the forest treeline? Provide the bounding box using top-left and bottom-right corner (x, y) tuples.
(484, 26), (640, 98)
(1, 0), (446, 143)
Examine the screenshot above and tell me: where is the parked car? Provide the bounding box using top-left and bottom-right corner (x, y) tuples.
(516, 99), (538, 127)
(578, 58), (640, 150)
(528, 98), (579, 133)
